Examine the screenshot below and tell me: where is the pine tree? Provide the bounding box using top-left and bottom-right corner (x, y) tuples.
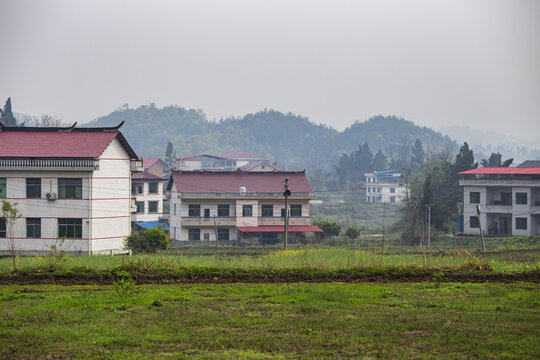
(0, 98), (17, 126)
(372, 149), (387, 171)
(453, 142), (477, 174)
(411, 139), (425, 173)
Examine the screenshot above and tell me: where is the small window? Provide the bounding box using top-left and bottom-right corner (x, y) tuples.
(26, 178), (41, 198)
(281, 208), (286, 217)
(243, 205), (252, 217)
(516, 193), (527, 205)
(470, 216), (480, 228)
(0, 218), (6, 238)
(148, 201), (158, 213)
(367, 187), (371, 193)
(390, 196), (396, 203)
(262, 205), (273, 217)
(58, 218), (82, 238)
(290, 205), (302, 217)
(0, 178), (5, 198)
(148, 182), (158, 194)
(470, 192), (480, 204)
(136, 201), (145, 213)
(27, 218), (41, 238)
(218, 204), (230, 217)
(137, 186), (143, 194)
(390, 188), (395, 193)
(217, 228), (229, 241)
(188, 204), (200, 217)
(189, 228), (200, 241)
(58, 178), (82, 199)
(516, 217), (527, 230)
(377, 188), (382, 193)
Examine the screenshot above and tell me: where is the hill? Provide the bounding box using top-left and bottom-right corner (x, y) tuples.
(86, 104), (457, 173)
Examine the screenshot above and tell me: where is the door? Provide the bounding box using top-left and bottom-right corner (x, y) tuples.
(500, 218), (511, 235)
(204, 209), (210, 217)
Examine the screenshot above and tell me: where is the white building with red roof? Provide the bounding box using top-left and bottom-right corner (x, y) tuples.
(174, 151), (285, 172)
(131, 158), (166, 225)
(459, 166), (540, 236)
(167, 171), (321, 244)
(0, 122), (142, 255)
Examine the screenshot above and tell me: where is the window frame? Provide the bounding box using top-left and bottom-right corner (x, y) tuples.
(0, 218), (6, 238)
(188, 204), (201, 217)
(390, 187), (395, 193)
(515, 192), (528, 205)
(261, 205), (273, 217)
(469, 216), (480, 228)
(242, 205), (253, 217)
(0, 178), (6, 198)
(516, 217), (527, 230)
(469, 192), (480, 204)
(26, 178), (42, 198)
(26, 218), (41, 238)
(290, 204), (302, 217)
(217, 204), (230, 217)
(217, 228), (229, 241)
(58, 218), (83, 238)
(188, 228), (201, 241)
(148, 201), (158, 213)
(148, 182), (158, 194)
(58, 178), (82, 199)
(136, 201), (145, 213)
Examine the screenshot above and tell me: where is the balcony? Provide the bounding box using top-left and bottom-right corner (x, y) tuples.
(0, 158), (99, 171)
(131, 159), (144, 172)
(181, 216), (237, 227)
(258, 216), (311, 226)
(485, 204), (512, 213)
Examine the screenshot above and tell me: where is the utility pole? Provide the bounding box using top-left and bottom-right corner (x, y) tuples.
(283, 179), (291, 250)
(427, 204), (431, 247)
(380, 202), (386, 265)
(476, 205), (485, 251)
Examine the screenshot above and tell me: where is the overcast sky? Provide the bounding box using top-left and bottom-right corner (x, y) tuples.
(1, 0), (539, 141)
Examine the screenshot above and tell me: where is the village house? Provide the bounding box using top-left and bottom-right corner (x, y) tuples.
(459, 166), (540, 236)
(167, 171), (321, 244)
(0, 122), (142, 255)
(364, 170), (406, 204)
(174, 151), (284, 172)
(131, 158), (167, 230)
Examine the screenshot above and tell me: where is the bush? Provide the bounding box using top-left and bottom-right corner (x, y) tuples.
(125, 228), (170, 254)
(313, 221), (341, 239)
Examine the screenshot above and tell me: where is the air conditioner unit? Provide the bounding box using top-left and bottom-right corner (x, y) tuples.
(46, 192), (57, 200)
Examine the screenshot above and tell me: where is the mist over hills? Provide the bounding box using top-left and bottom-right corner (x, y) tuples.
(86, 104), (457, 173)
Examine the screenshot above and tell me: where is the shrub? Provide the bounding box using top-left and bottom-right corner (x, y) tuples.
(314, 221), (341, 239)
(124, 228), (170, 254)
(345, 226), (360, 240)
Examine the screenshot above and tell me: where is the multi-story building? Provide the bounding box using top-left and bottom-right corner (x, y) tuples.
(131, 158), (166, 225)
(364, 170), (405, 204)
(459, 167), (540, 236)
(167, 171), (321, 244)
(0, 122), (141, 255)
(174, 151), (284, 172)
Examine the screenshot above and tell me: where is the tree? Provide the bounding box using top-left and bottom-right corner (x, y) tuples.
(372, 149), (387, 171)
(411, 139), (425, 173)
(124, 227), (170, 253)
(313, 221), (341, 239)
(1, 199), (23, 270)
(345, 226), (360, 241)
(481, 152), (513, 167)
(0, 98), (17, 126)
(453, 142), (477, 174)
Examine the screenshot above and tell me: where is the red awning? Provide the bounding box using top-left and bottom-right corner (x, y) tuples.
(237, 226), (323, 233)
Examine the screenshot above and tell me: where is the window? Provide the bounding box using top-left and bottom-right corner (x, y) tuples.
(26, 218), (41, 238)
(0, 178), (5, 198)
(218, 204), (230, 217)
(243, 205), (252, 217)
(290, 205), (302, 217)
(0, 218), (6, 238)
(204, 209), (210, 217)
(188, 228), (200, 241)
(217, 228), (229, 241)
(281, 208), (286, 217)
(137, 186), (143, 194)
(148, 182), (158, 194)
(58, 178), (82, 199)
(390, 196), (396, 203)
(262, 205), (273, 217)
(188, 204), (200, 217)
(203, 233), (210, 241)
(136, 201), (145, 213)
(377, 188), (382, 193)
(516, 217), (527, 230)
(469, 216), (479, 228)
(58, 218), (82, 238)
(367, 187), (371, 193)
(516, 193), (528, 205)
(390, 188), (395, 193)
(148, 201), (158, 213)
(470, 192), (480, 204)
(26, 178), (41, 198)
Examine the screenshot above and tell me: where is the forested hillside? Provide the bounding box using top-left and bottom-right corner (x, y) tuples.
(86, 104), (456, 174)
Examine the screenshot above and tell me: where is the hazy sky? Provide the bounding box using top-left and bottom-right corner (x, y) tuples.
(1, 0), (539, 141)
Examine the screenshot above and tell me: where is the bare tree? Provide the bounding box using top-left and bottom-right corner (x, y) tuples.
(1, 199), (22, 270)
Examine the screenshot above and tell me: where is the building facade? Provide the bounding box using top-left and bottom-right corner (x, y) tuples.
(131, 158), (166, 225)
(459, 167), (540, 236)
(364, 170), (405, 204)
(167, 171), (321, 244)
(0, 122), (141, 255)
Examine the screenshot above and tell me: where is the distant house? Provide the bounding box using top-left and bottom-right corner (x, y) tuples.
(364, 170), (405, 204)
(167, 171), (321, 244)
(239, 160), (284, 172)
(219, 151), (268, 169)
(131, 159), (165, 226)
(0, 122), (141, 255)
(175, 151), (285, 172)
(459, 166), (540, 236)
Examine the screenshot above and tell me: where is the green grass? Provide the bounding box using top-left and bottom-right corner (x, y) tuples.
(1, 282), (538, 359)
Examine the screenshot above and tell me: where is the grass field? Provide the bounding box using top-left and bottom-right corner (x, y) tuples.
(1, 282), (538, 359)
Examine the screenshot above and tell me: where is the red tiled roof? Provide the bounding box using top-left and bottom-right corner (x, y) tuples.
(132, 171), (163, 180)
(238, 226), (323, 233)
(240, 161), (282, 171)
(179, 154), (226, 160)
(0, 130), (123, 158)
(143, 158), (161, 169)
(459, 167), (540, 175)
(169, 171), (312, 193)
(220, 150), (266, 159)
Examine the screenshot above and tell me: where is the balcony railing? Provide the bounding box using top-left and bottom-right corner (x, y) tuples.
(0, 158), (99, 170)
(485, 204), (512, 213)
(131, 159), (144, 172)
(181, 216), (237, 226)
